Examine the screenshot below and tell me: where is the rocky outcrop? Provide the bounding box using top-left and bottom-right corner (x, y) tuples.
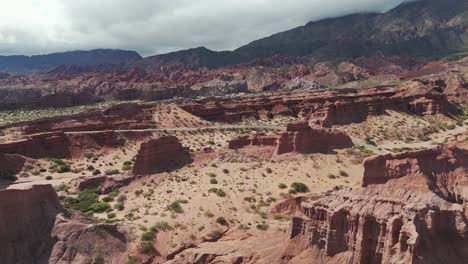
(363, 145), (468, 187)
(229, 121), (353, 155)
(181, 79), (462, 125)
(133, 136), (192, 175)
(49, 217), (134, 264)
(0, 154), (26, 180)
(15, 103), (155, 135)
(66, 131), (127, 158)
(245, 67), (285, 92)
(190, 73), (248, 96)
(284, 146), (468, 264)
(0, 185), (64, 264)
(0, 185), (137, 264)
(275, 121), (353, 154)
(0, 132), (71, 159)
(279, 77), (323, 91)
(78, 175), (135, 194)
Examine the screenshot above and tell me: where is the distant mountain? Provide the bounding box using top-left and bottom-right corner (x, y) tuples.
(0, 49), (142, 73)
(141, 0), (468, 69)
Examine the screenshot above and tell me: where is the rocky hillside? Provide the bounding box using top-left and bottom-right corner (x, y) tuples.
(0, 49), (142, 74)
(142, 0), (468, 69)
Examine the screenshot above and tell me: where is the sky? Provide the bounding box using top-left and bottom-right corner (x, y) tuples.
(0, 0), (410, 57)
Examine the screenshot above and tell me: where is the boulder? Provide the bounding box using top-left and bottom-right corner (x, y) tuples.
(133, 136), (192, 175)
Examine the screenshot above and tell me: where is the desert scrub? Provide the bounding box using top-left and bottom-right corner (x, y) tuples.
(105, 169), (120, 175)
(63, 189), (110, 213)
(168, 201), (184, 213)
(291, 182), (309, 193)
(216, 216), (228, 226)
(122, 161), (133, 171)
(208, 188), (226, 197)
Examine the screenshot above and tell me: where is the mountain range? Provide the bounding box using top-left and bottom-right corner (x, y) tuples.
(0, 0), (467, 73)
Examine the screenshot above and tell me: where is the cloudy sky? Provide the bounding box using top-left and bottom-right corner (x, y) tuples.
(0, 0), (409, 57)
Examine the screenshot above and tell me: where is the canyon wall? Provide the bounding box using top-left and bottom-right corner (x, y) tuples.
(284, 146), (468, 264)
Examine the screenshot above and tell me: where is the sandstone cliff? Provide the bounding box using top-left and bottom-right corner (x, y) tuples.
(133, 136), (193, 175)
(284, 146), (468, 264)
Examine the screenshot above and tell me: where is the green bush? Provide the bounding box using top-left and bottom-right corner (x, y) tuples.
(291, 182), (309, 193)
(210, 178), (218, 184)
(278, 183), (287, 189)
(114, 203), (124, 211)
(107, 213), (116, 219)
(64, 189), (99, 212)
(92, 169), (101, 176)
(88, 202), (111, 213)
(168, 201), (184, 213)
(256, 223), (269, 231)
(216, 216), (227, 225)
(105, 169), (120, 175)
(57, 164), (71, 173)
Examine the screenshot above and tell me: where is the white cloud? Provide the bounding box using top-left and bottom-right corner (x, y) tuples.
(0, 0), (407, 57)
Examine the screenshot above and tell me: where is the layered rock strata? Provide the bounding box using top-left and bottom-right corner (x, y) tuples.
(133, 136), (192, 175)
(229, 121), (353, 154)
(284, 146), (468, 264)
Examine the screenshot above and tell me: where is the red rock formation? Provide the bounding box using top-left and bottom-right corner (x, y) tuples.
(78, 175), (135, 194)
(0, 154), (26, 180)
(66, 131), (126, 158)
(181, 80), (461, 125)
(133, 136), (192, 175)
(284, 146), (468, 264)
(363, 145), (468, 187)
(0, 185), (63, 263)
(0, 132), (71, 159)
(229, 121), (353, 155)
(275, 121), (353, 154)
(49, 218), (134, 264)
(15, 103), (155, 135)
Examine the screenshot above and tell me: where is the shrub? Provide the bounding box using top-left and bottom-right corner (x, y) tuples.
(291, 182), (309, 193)
(105, 169), (120, 175)
(127, 256), (140, 264)
(278, 183), (287, 189)
(58, 164), (71, 173)
(168, 201), (184, 213)
(117, 195), (127, 203)
(46, 176), (53, 180)
(88, 202), (111, 213)
(265, 168), (273, 174)
(339, 170), (349, 177)
(107, 213), (116, 219)
(209, 188), (226, 197)
(114, 203), (124, 211)
(64, 189), (99, 212)
(92, 169), (101, 176)
(84, 153), (95, 159)
(210, 178), (218, 184)
(256, 223), (269, 230)
(222, 169), (229, 174)
(216, 216), (227, 226)
(94, 256), (105, 264)
(152, 221), (171, 231)
(207, 229), (223, 240)
(204, 210), (214, 217)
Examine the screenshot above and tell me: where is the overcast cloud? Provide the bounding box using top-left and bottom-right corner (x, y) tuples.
(0, 0), (409, 57)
